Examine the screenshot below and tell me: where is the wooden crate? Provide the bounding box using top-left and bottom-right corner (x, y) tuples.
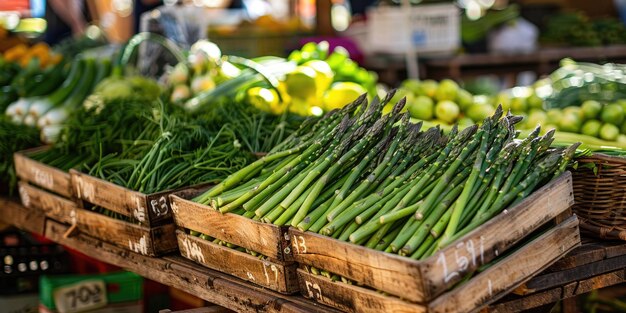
(19, 181), (177, 256)
(70, 169), (208, 227)
(176, 230), (298, 294)
(14, 146), (73, 198)
(298, 216), (581, 313)
(170, 191), (292, 262)
(290, 172), (575, 304)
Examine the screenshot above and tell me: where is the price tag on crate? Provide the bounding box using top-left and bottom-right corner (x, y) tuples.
(53, 279), (107, 313)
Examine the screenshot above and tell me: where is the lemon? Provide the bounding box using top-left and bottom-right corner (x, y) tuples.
(303, 60), (334, 94)
(435, 79), (459, 102)
(288, 97), (314, 116)
(247, 87), (285, 114)
(407, 95), (434, 120)
(322, 82), (367, 111)
(581, 100), (602, 120)
(435, 100), (460, 124)
(284, 66), (318, 99)
(601, 103), (625, 126)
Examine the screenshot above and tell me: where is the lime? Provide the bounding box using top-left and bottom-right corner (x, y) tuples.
(466, 104), (495, 123)
(558, 111), (582, 133)
(546, 109), (562, 124)
(527, 93), (543, 110)
(601, 103), (625, 126)
(510, 97), (528, 113)
(389, 88), (413, 111)
(621, 120), (626, 134)
(563, 106), (584, 120)
(457, 117), (475, 129)
(435, 100), (460, 124)
(617, 99), (626, 113)
(322, 82), (367, 111)
(401, 79), (421, 95)
(456, 89), (474, 111)
(417, 79), (438, 98)
(600, 123), (620, 141)
(581, 100), (602, 120)
(581, 120), (602, 137)
(618, 134), (626, 144)
(407, 95), (434, 120)
(303, 60), (334, 94)
(526, 109), (548, 128)
(473, 95), (493, 106)
(435, 79), (459, 102)
(542, 124), (558, 134)
(495, 92), (511, 112)
(284, 66), (318, 99)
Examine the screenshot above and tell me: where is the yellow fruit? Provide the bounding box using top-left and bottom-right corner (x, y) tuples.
(323, 82), (367, 111)
(284, 66), (318, 99)
(302, 60), (334, 95)
(247, 87), (286, 114)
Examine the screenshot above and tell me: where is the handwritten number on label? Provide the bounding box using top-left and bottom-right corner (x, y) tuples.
(263, 263), (279, 285)
(53, 280), (107, 313)
(437, 238), (486, 284)
(305, 281), (323, 301)
(292, 235), (307, 254)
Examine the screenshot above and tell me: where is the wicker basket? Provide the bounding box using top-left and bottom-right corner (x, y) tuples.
(573, 153), (626, 240)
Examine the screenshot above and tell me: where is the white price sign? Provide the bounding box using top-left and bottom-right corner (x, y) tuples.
(53, 279), (107, 313)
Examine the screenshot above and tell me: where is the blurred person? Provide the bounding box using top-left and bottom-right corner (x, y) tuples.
(134, 0), (162, 33)
(45, 0), (88, 44)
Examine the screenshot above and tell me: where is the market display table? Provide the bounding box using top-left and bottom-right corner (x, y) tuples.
(2, 195), (626, 313)
(0, 197), (336, 313)
(366, 45), (626, 85)
(489, 238), (626, 312)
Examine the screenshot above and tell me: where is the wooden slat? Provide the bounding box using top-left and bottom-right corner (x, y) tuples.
(290, 172), (574, 303)
(18, 181), (75, 224)
(297, 269), (425, 313)
(0, 197), (45, 235)
(177, 230), (298, 293)
(489, 270), (626, 313)
(521, 252), (626, 293)
(35, 217), (338, 313)
(14, 147), (73, 198)
(171, 194), (290, 261)
(428, 215), (580, 313)
(69, 208), (178, 256)
(70, 170), (163, 226)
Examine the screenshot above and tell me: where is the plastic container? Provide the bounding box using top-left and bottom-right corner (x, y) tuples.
(367, 3), (460, 55)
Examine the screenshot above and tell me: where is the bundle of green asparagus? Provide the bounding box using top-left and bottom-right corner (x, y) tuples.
(193, 91), (579, 259)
